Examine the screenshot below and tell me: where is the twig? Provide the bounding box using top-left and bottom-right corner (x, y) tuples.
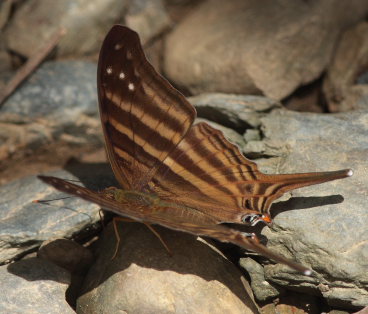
(0, 27), (66, 107)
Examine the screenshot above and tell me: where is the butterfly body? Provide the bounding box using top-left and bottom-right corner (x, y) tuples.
(38, 25), (353, 274)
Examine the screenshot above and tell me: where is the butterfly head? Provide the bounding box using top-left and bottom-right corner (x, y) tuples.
(241, 213), (272, 226)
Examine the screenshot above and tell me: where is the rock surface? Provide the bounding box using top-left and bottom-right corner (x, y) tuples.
(4, 0), (127, 57)
(253, 109), (367, 309)
(164, 0), (368, 99)
(239, 257), (282, 302)
(0, 170), (101, 264)
(0, 61), (102, 183)
(77, 223), (259, 314)
(0, 257), (74, 313)
(323, 21), (368, 112)
(4, 0), (170, 58)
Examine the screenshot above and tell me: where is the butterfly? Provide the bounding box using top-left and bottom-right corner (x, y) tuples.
(39, 25), (353, 275)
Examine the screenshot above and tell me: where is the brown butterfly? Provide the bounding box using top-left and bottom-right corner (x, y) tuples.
(39, 25), (352, 275)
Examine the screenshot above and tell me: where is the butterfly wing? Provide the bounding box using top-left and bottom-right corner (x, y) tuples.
(149, 122), (352, 223)
(38, 175), (311, 274)
(98, 25), (196, 190)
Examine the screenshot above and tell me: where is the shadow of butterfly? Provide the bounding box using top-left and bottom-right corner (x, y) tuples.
(39, 25), (353, 275)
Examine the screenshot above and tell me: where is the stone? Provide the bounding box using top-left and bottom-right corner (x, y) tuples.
(189, 93), (282, 130)
(38, 238), (93, 274)
(323, 21), (368, 112)
(77, 223), (259, 313)
(0, 257), (74, 313)
(251, 109), (368, 309)
(164, 0), (368, 99)
(3, 0), (127, 58)
(239, 257), (282, 301)
(0, 61), (102, 184)
(0, 170), (102, 264)
(125, 0), (171, 45)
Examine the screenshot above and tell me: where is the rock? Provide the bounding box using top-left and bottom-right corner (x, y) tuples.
(260, 291), (319, 314)
(239, 257), (282, 301)
(0, 61), (102, 183)
(77, 223), (259, 313)
(0, 257), (74, 313)
(189, 93), (282, 130)
(164, 0), (368, 99)
(0, 170), (102, 264)
(196, 117), (247, 150)
(323, 21), (368, 112)
(3, 0), (127, 58)
(250, 109), (367, 309)
(38, 238), (93, 274)
(125, 0), (171, 45)
(1, 61), (98, 120)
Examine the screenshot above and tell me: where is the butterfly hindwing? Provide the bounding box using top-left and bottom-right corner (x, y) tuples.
(150, 122), (352, 223)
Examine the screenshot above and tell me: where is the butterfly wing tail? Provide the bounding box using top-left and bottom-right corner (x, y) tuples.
(267, 168), (353, 192)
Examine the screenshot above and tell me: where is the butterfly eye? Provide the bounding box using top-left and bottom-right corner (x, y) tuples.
(241, 214), (261, 226)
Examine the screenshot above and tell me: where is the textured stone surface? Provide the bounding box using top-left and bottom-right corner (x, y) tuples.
(240, 257), (282, 301)
(253, 109), (367, 309)
(323, 21), (368, 112)
(77, 223), (259, 314)
(0, 170), (102, 264)
(190, 93), (282, 130)
(1, 61), (98, 120)
(4, 0), (127, 57)
(0, 258), (74, 313)
(0, 61), (102, 182)
(38, 238), (93, 274)
(164, 0), (368, 99)
(125, 0), (171, 45)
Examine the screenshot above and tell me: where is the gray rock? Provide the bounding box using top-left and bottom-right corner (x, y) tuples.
(250, 109), (367, 309)
(77, 223), (259, 314)
(189, 93), (282, 130)
(0, 170), (101, 264)
(4, 0), (127, 58)
(125, 0), (171, 45)
(0, 257), (74, 313)
(0, 61), (102, 180)
(164, 0), (368, 99)
(239, 257), (282, 301)
(323, 21), (368, 112)
(38, 238), (93, 274)
(1, 61), (98, 120)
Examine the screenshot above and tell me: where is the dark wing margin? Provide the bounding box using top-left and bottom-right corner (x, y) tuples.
(38, 175), (312, 275)
(97, 25), (196, 190)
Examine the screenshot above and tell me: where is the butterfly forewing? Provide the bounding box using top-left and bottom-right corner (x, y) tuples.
(98, 25), (196, 190)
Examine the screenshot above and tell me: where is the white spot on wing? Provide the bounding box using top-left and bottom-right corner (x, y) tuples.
(106, 67), (113, 74)
(128, 83), (135, 91)
(114, 43), (122, 50)
(119, 72), (125, 79)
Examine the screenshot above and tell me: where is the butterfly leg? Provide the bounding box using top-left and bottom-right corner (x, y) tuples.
(111, 216), (137, 259)
(111, 217), (172, 259)
(143, 223), (172, 256)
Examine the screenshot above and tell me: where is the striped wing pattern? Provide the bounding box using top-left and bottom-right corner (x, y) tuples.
(149, 122), (351, 222)
(98, 25), (195, 190)
(38, 175), (311, 274)
(38, 25), (353, 273)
